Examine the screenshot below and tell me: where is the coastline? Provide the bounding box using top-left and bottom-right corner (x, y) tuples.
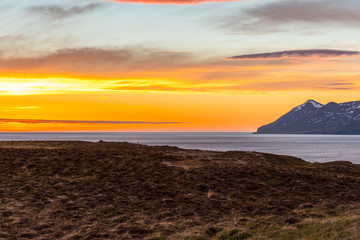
(1, 141), (360, 239)
(0, 133), (360, 163)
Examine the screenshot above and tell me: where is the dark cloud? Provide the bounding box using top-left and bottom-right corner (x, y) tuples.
(28, 4), (101, 19)
(326, 82), (355, 86)
(227, 49), (360, 60)
(0, 118), (183, 125)
(111, 0), (239, 4)
(318, 87), (355, 90)
(221, 0), (360, 33)
(319, 82), (357, 90)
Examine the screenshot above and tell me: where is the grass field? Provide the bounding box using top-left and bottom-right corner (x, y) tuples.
(1, 141), (360, 239)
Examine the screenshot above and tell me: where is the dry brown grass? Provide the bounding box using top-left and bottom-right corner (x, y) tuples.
(1, 141), (360, 239)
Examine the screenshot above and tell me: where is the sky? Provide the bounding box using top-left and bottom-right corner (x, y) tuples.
(0, 0), (359, 132)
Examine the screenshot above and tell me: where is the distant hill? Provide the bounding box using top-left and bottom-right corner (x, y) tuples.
(257, 99), (360, 134)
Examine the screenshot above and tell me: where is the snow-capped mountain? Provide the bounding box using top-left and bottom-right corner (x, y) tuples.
(256, 99), (360, 134)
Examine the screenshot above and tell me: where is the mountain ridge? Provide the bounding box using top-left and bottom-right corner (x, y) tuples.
(256, 99), (360, 134)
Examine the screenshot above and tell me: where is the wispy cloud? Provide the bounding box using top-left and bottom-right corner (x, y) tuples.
(226, 79), (360, 92)
(0, 47), (195, 78)
(0, 106), (40, 112)
(28, 4), (101, 19)
(0, 118), (183, 125)
(326, 82), (355, 86)
(220, 0), (360, 33)
(227, 49), (360, 60)
(318, 87), (355, 90)
(1, 47), (359, 94)
(111, 0), (239, 4)
(320, 82), (357, 90)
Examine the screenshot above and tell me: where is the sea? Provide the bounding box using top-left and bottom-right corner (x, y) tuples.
(0, 132), (359, 164)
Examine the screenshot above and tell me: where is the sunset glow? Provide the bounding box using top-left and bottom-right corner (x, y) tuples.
(1, 0), (359, 132)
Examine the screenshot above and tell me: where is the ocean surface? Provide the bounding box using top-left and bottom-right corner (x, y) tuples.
(0, 132), (359, 164)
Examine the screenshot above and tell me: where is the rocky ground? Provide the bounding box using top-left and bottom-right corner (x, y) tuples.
(1, 141), (360, 239)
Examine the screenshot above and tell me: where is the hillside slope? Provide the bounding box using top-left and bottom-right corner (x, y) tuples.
(257, 99), (360, 134)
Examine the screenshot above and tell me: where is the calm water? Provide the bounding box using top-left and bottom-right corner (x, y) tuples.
(0, 132), (359, 163)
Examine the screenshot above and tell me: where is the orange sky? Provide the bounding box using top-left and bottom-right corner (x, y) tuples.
(1, 55), (359, 132)
(1, 0), (360, 132)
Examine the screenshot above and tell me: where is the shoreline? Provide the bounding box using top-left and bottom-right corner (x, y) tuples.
(0, 133), (358, 164)
(0, 139), (356, 165)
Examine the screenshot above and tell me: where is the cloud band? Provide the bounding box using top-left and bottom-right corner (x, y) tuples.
(0, 118), (183, 125)
(29, 4), (101, 19)
(227, 49), (360, 60)
(111, 0), (238, 4)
